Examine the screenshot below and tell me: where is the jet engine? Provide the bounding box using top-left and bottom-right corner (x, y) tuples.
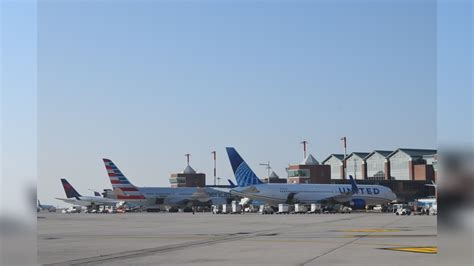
(350, 199), (366, 209)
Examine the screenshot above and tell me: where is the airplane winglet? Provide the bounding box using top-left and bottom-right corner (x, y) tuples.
(228, 179), (236, 188)
(349, 175), (358, 193)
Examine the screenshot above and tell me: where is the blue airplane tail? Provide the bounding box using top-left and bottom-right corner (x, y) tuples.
(94, 191), (101, 197)
(226, 147), (263, 187)
(61, 178), (82, 199)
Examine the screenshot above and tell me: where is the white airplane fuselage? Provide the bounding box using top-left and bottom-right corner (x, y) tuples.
(232, 183), (397, 206)
(121, 187), (231, 207)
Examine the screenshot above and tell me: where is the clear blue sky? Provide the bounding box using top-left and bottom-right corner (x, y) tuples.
(2, 0), (471, 207)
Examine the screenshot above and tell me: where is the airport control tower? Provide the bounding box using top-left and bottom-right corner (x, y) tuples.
(169, 154), (206, 188)
(287, 154), (331, 184)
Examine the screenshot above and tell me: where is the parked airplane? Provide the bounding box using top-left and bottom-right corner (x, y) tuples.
(56, 178), (121, 208)
(103, 159), (232, 209)
(225, 147), (397, 208)
(37, 200), (56, 212)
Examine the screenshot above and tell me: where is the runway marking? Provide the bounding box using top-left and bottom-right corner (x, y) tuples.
(339, 229), (401, 233)
(381, 246), (437, 254)
(301, 216), (407, 265)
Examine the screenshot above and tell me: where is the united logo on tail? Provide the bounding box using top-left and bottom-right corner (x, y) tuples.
(226, 147), (263, 187)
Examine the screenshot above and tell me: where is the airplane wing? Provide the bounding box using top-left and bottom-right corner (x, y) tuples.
(230, 186), (283, 205)
(211, 187), (231, 193)
(55, 197), (91, 206)
(189, 188), (211, 202)
(229, 186), (259, 198)
(88, 198), (121, 206)
(163, 196), (190, 206)
(56, 197), (114, 207)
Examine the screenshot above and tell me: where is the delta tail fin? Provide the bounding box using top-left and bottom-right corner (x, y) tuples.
(60, 178), (82, 199)
(225, 147), (263, 187)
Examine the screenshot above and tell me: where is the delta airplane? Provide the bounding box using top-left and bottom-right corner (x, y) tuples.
(37, 200), (56, 212)
(226, 147), (397, 209)
(56, 178), (120, 207)
(102, 159), (232, 208)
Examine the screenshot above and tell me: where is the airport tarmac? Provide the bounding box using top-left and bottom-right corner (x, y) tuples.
(38, 212), (437, 265)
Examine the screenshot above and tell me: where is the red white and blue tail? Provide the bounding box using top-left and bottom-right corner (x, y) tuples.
(102, 158), (145, 200)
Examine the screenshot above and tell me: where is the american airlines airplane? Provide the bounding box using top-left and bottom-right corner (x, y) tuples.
(102, 159), (232, 208)
(225, 147), (397, 209)
(56, 178), (120, 207)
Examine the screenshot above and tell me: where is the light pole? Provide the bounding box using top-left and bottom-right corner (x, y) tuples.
(211, 151), (217, 186)
(300, 140), (308, 159)
(341, 137), (347, 179)
(259, 161), (271, 183)
(185, 153), (191, 165)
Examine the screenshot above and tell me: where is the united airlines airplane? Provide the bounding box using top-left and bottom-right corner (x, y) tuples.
(56, 178), (120, 207)
(102, 159), (231, 208)
(226, 147), (397, 209)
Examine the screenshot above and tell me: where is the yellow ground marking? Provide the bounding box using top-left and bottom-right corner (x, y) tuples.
(346, 234), (436, 238)
(240, 238), (434, 248)
(382, 246), (437, 254)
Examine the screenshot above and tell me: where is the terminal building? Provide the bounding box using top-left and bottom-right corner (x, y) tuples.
(387, 148), (437, 181)
(321, 154), (345, 179)
(323, 148), (437, 201)
(169, 163), (206, 188)
(344, 152), (370, 180)
(364, 150), (393, 180)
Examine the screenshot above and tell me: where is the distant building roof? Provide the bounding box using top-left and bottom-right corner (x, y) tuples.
(269, 171), (279, 179)
(346, 152), (370, 160)
(301, 154), (319, 165)
(183, 165), (196, 174)
(423, 154), (437, 159)
(388, 148), (437, 158)
(364, 150), (394, 159)
(322, 154), (345, 164)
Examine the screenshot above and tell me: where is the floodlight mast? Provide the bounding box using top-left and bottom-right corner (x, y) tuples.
(259, 161), (271, 183)
(211, 151), (217, 186)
